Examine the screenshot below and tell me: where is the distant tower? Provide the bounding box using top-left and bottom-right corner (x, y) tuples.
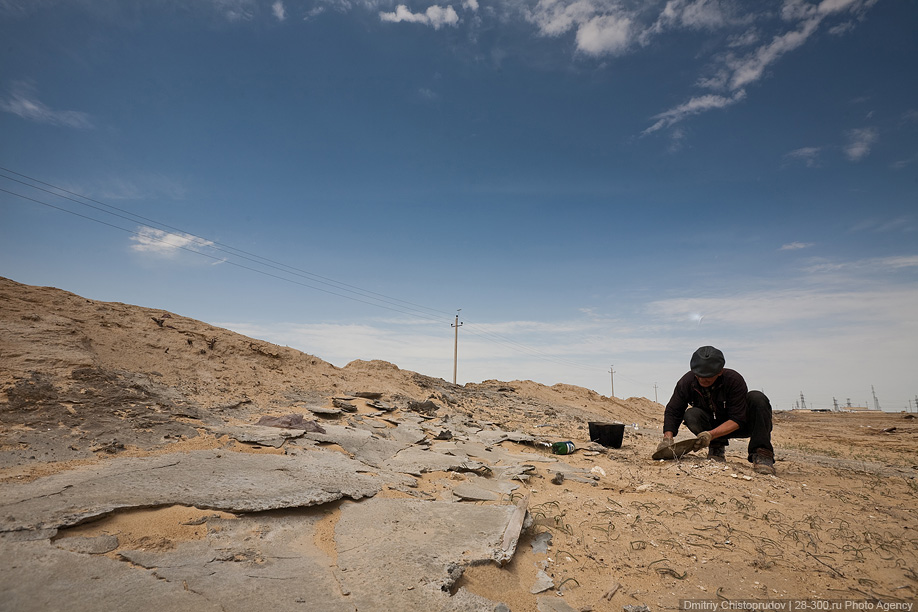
(833, 397), (839, 412)
(799, 392), (807, 411)
(871, 386), (881, 411)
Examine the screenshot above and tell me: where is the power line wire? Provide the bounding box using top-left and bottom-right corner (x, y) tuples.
(1, 168), (643, 383)
(0, 186), (450, 322)
(0, 167), (451, 320)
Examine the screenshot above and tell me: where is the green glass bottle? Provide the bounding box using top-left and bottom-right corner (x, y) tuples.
(551, 441), (575, 455)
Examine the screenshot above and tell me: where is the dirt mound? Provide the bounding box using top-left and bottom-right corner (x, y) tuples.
(2, 275), (917, 611)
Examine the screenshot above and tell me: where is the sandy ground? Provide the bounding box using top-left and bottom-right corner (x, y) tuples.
(2, 276), (917, 611)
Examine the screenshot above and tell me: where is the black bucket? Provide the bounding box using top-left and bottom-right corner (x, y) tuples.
(588, 422), (625, 448)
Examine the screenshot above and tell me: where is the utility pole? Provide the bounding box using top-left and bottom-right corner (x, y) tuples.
(452, 310), (463, 385)
(653, 383), (658, 403)
(799, 392), (807, 411)
(871, 385), (880, 411)
(609, 365), (615, 398)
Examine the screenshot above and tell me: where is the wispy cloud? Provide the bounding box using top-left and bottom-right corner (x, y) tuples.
(803, 254), (918, 273)
(891, 154), (918, 170)
(75, 174), (188, 201)
(130, 226), (215, 257)
(211, 0), (256, 21)
(643, 0), (877, 134)
(218, 253), (918, 407)
(0, 81), (93, 129)
(272, 0), (286, 21)
(850, 215), (916, 234)
(726, 17), (821, 91)
(779, 242), (814, 251)
(379, 4), (459, 29)
(643, 90), (746, 135)
(783, 146), (822, 167)
(844, 127), (878, 161)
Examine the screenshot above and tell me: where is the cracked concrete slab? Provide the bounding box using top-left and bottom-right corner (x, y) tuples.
(0, 450), (382, 534)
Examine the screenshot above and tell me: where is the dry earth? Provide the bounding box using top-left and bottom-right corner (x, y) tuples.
(1, 276), (917, 611)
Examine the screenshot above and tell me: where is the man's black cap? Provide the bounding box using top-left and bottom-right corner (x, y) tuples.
(690, 346), (725, 378)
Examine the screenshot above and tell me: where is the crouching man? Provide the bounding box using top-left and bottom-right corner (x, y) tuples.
(656, 346), (776, 475)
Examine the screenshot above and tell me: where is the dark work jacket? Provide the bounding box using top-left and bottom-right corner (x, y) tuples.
(663, 368), (748, 436)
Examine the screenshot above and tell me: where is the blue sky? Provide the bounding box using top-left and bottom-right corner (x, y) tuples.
(2, 0), (916, 412)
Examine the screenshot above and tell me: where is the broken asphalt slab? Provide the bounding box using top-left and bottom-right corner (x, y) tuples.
(0, 449), (382, 535)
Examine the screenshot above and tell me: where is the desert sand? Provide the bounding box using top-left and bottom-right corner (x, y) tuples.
(1, 276), (916, 611)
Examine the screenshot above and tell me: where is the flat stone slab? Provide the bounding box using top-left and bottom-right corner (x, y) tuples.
(117, 513), (355, 612)
(0, 539), (225, 612)
(211, 424), (307, 447)
(335, 497), (522, 611)
(382, 447), (487, 476)
(0, 449), (382, 534)
(2, 495), (528, 612)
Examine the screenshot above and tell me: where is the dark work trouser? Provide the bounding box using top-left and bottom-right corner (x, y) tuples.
(683, 390), (774, 462)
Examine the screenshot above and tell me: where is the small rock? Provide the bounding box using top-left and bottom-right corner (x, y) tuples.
(531, 569), (554, 594)
(551, 472), (565, 485)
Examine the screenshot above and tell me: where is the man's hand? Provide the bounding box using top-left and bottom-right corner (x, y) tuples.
(655, 437), (674, 454)
(692, 431), (713, 451)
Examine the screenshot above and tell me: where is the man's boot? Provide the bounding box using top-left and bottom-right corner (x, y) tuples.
(707, 445), (726, 463)
(752, 448), (776, 475)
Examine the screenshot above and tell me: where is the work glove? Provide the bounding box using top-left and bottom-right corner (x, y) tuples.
(655, 437), (674, 454)
(692, 431), (713, 451)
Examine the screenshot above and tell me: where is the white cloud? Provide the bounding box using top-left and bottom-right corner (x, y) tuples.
(130, 226), (215, 257)
(727, 16), (821, 91)
(783, 146), (822, 167)
(462, 0), (478, 10)
(891, 155), (918, 170)
(217, 259), (918, 407)
(643, 90), (745, 134)
(828, 20), (854, 35)
(803, 254), (918, 273)
(0, 81), (92, 129)
(850, 215), (916, 234)
(272, 0), (286, 20)
(728, 27), (759, 47)
(527, 0), (602, 38)
(844, 127), (878, 161)
(644, 0), (877, 134)
(646, 283), (918, 330)
(677, 0), (731, 29)
(779, 242), (814, 251)
(212, 0), (255, 21)
(817, 0), (862, 14)
(575, 14), (632, 56)
(379, 4), (459, 29)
